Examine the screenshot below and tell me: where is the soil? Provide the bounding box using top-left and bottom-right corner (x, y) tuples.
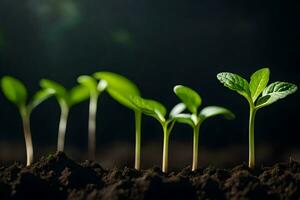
(0, 152), (300, 200)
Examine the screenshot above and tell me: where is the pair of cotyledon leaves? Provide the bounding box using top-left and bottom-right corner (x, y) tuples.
(40, 75), (109, 108)
(1, 76), (55, 113)
(170, 86), (235, 127)
(40, 79), (92, 108)
(217, 68), (298, 109)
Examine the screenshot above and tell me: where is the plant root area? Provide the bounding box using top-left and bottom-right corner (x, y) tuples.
(0, 152), (300, 200)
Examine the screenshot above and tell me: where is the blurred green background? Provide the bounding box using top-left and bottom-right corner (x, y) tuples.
(0, 0), (299, 168)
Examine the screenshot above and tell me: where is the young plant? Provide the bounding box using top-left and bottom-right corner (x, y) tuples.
(93, 72), (143, 170)
(173, 85), (235, 171)
(217, 68), (297, 168)
(40, 79), (90, 152)
(130, 96), (184, 173)
(77, 75), (107, 160)
(1, 76), (54, 166)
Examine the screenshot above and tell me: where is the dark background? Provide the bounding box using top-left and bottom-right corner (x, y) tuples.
(0, 0), (299, 168)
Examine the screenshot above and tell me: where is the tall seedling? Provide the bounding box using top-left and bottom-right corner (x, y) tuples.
(93, 72), (142, 170)
(217, 68), (297, 168)
(1, 76), (54, 166)
(40, 79), (89, 152)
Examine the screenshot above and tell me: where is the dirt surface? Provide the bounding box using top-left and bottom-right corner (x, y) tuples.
(0, 152), (300, 200)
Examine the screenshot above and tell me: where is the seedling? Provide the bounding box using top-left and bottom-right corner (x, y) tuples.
(130, 96), (185, 173)
(40, 79), (90, 152)
(217, 68), (297, 168)
(1, 76), (54, 166)
(173, 85), (235, 171)
(93, 72), (143, 170)
(78, 75), (107, 160)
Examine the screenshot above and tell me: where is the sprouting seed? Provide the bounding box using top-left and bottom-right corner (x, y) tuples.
(1, 76), (54, 166)
(217, 68), (297, 168)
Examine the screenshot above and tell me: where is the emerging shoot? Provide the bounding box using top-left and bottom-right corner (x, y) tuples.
(217, 68), (297, 168)
(78, 75), (107, 160)
(1, 76), (54, 166)
(40, 79), (90, 152)
(93, 72), (142, 170)
(173, 85), (235, 171)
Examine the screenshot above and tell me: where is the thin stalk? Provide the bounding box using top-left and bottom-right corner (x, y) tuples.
(134, 111), (142, 170)
(57, 102), (69, 152)
(192, 124), (200, 171)
(167, 121), (176, 135)
(21, 111), (33, 166)
(248, 106), (257, 169)
(162, 124), (169, 173)
(88, 94), (98, 160)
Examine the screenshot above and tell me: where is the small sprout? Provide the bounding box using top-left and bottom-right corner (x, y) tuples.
(40, 79), (90, 152)
(217, 68), (297, 168)
(1, 76), (54, 166)
(78, 75), (107, 160)
(93, 72), (143, 170)
(130, 96), (178, 173)
(173, 85), (234, 171)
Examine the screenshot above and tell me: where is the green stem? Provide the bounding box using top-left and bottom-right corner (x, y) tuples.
(21, 109), (33, 166)
(248, 106), (257, 169)
(192, 124), (200, 171)
(167, 121), (176, 135)
(162, 123), (169, 173)
(88, 94), (98, 160)
(57, 102), (69, 152)
(134, 111), (142, 170)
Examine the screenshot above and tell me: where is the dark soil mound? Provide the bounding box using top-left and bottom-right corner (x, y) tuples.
(1, 152), (300, 200)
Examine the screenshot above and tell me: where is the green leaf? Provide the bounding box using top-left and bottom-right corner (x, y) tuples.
(106, 88), (138, 110)
(169, 103), (186, 118)
(94, 72), (141, 110)
(40, 79), (67, 98)
(1, 76), (27, 107)
(249, 68), (270, 102)
(40, 79), (89, 107)
(131, 96), (166, 123)
(199, 106), (235, 121)
(68, 85), (90, 106)
(217, 72), (251, 101)
(77, 75), (100, 92)
(256, 81), (297, 108)
(171, 113), (195, 127)
(28, 88), (55, 110)
(94, 71), (140, 96)
(173, 85), (201, 114)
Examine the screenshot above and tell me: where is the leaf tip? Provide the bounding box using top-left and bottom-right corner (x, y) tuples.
(173, 85), (182, 94)
(216, 72), (226, 82)
(227, 111), (236, 120)
(77, 75), (87, 83)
